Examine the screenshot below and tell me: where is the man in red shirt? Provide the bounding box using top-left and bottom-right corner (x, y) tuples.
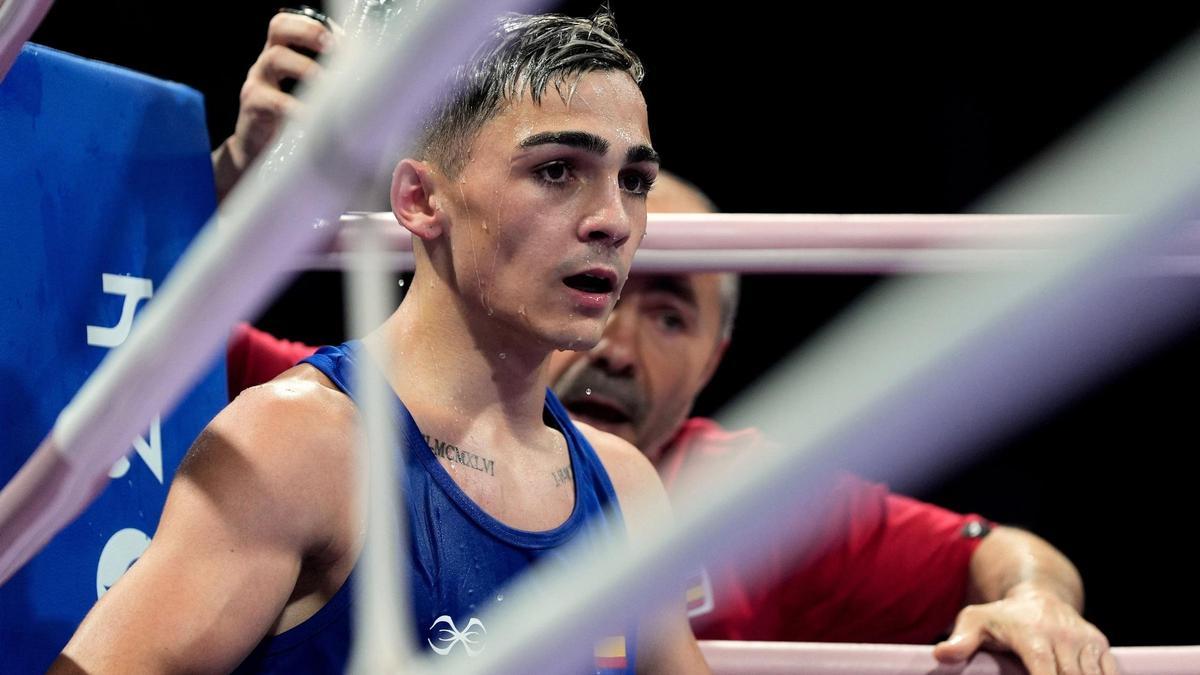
(220, 12), (1116, 675)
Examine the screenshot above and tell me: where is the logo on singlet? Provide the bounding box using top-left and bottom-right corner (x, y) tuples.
(427, 615), (486, 656)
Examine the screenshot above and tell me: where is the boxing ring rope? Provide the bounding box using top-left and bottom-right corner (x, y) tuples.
(2, 7), (1199, 675)
(0, 0), (56, 80)
(319, 212), (1200, 274)
(696, 642), (1200, 675)
(342, 221), (413, 673)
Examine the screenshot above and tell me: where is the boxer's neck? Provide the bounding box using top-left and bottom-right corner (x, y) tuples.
(363, 279), (555, 446)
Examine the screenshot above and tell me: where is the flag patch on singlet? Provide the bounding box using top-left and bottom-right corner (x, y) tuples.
(685, 567), (714, 618)
(594, 634), (627, 670)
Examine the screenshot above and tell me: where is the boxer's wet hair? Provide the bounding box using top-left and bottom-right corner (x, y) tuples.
(417, 10), (643, 177)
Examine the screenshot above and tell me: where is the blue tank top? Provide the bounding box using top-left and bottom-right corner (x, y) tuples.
(233, 342), (636, 674)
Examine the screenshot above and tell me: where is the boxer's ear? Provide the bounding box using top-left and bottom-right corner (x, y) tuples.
(391, 159), (445, 240)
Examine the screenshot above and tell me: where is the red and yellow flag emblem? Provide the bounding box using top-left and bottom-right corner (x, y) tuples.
(594, 634), (627, 670)
(685, 568), (714, 617)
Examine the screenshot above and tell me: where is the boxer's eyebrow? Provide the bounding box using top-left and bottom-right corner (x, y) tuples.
(520, 131), (609, 155)
(518, 131), (659, 168)
(625, 145), (659, 166)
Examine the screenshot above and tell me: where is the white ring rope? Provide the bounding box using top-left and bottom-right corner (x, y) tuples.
(311, 212), (1200, 274)
(697, 642), (1200, 675)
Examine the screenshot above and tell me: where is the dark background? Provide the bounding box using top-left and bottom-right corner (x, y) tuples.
(31, 2), (1200, 646)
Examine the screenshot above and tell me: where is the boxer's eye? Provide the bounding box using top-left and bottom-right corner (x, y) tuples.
(535, 161), (573, 186)
(619, 168), (656, 196)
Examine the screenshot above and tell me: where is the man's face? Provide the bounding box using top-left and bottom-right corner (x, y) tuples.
(433, 70), (658, 352)
(548, 269), (729, 459)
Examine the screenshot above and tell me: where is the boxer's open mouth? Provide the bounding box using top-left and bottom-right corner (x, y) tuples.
(562, 270), (616, 294)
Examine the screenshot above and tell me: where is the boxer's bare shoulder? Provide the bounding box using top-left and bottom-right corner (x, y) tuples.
(574, 421), (672, 538)
(228, 361), (358, 451)
(198, 361), (358, 516)
(52, 363), (360, 673)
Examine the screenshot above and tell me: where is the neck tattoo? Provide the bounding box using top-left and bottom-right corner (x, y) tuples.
(423, 434), (496, 477)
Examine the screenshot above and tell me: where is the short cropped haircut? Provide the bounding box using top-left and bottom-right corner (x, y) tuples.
(417, 11), (644, 177)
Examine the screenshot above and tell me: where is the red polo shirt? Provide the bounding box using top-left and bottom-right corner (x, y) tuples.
(661, 418), (989, 643)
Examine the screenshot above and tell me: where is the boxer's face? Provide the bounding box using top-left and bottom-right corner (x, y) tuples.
(435, 70), (657, 352)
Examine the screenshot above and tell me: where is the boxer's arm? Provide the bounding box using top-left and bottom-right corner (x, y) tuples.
(51, 378), (355, 674)
(586, 427), (711, 675)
